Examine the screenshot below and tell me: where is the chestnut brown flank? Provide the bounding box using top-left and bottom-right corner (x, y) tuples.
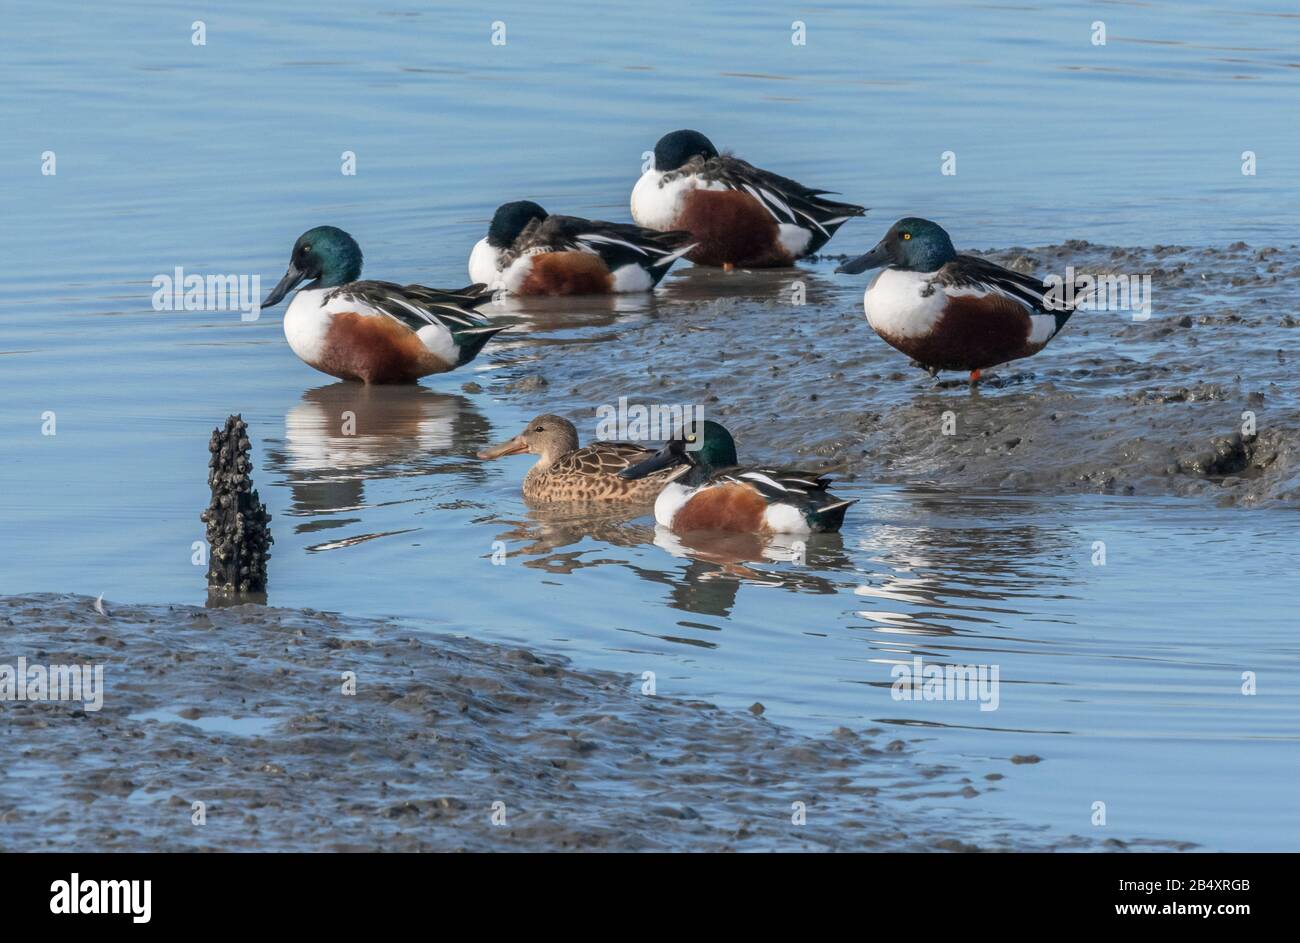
(673, 483), (770, 533)
(317, 312), (450, 384)
(878, 294), (1035, 371)
(677, 190), (790, 268)
(519, 252), (613, 295)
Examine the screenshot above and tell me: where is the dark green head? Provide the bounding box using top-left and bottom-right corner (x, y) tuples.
(835, 217), (956, 275)
(618, 419), (738, 482)
(261, 225), (364, 308)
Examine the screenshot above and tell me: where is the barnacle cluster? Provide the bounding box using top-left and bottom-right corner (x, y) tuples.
(200, 414), (272, 597)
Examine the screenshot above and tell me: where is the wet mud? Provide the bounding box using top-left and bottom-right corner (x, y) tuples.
(0, 593), (1188, 852)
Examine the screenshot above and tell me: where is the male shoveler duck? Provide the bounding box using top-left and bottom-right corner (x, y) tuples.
(261, 225), (506, 384)
(630, 130), (866, 270)
(836, 217), (1078, 383)
(468, 201), (694, 295)
(477, 414), (676, 502)
(619, 420), (854, 535)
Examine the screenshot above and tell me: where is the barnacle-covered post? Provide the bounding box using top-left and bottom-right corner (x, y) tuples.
(201, 414), (272, 598)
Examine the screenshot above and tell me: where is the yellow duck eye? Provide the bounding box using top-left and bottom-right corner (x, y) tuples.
(902, 232), (912, 241)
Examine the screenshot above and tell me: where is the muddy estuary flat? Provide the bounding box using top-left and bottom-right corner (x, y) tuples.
(2, 1), (1298, 855)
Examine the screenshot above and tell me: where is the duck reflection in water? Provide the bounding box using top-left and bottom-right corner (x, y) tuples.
(265, 382), (490, 525)
(851, 487), (1077, 641)
(654, 266), (839, 306)
(486, 504), (853, 620)
(486, 290), (651, 335)
(641, 527), (853, 618)
(489, 504), (658, 568)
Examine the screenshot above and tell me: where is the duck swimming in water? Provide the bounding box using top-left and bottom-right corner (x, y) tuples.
(619, 420), (854, 535)
(469, 201), (694, 295)
(261, 225), (506, 384)
(631, 129), (865, 270)
(478, 414), (677, 503)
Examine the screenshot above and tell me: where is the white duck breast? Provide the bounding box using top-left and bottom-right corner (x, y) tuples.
(282, 288), (332, 364)
(631, 169), (725, 230)
(283, 287), (459, 368)
(468, 237), (505, 289)
(653, 480), (696, 528)
(862, 268), (949, 339)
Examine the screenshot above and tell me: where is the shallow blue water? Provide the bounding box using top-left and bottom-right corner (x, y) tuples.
(2, 1), (1299, 850)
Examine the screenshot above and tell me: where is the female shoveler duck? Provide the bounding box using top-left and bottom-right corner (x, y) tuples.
(630, 130), (865, 270)
(477, 414), (677, 502)
(836, 217), (1078, 383)
(261, 225), (506, 384)
(468, 201), (694, 295)
(619, 420), (854, 535)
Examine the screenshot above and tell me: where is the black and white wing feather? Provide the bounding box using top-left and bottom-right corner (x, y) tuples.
(712, 464), (855, 530)
(936, 255), (1079, 333)
(689, 155), (866, 249)
(714, 466), (834, 498)
(326, 281), (499, 335)
(513, 215), (695, 272)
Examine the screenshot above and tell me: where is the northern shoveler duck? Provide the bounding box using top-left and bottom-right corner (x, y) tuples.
(619, 420), (854, 534)
(836, 217), (1078, 383)
(630, 130), (866, 270)
(261, 225), (506, 384)
(468, 201), (694, 295)
(477, 414), (677, 502)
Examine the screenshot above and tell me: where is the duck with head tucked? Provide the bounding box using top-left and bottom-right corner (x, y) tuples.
(261, 225), (507, 384)
(619, 420), (854, 535)
(469, 201), (695, 295)
(478, 414), (677, 503)
(631, 129), (865, 270)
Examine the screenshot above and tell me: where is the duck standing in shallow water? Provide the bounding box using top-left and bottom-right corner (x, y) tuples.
(261, 226), (506, 384)
(619, 420), (854, 535)
(836, 217), (1079, 383)
(469, 201), (694, 295)
(631, 130), (865, 270)
(478, 414), (677, 503)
